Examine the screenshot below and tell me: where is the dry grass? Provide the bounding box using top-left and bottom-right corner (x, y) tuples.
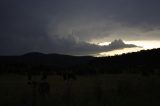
(0, 73), (160, 106)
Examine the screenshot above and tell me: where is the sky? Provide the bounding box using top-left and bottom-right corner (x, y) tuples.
(1, 0), (160, 56)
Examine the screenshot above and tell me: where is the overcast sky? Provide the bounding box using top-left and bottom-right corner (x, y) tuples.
(1, 0), (160, 55)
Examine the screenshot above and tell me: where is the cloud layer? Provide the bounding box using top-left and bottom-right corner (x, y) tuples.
(0, 0), (160, 55)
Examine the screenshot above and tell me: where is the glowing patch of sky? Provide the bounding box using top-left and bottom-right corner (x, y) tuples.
(97, 40), (160, 57)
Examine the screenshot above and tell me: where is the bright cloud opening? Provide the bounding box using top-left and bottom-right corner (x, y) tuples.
(97, 40), (160, 56)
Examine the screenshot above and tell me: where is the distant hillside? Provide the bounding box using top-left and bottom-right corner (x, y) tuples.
(91, 48), (160, 74)
(0, 48), (160, 75)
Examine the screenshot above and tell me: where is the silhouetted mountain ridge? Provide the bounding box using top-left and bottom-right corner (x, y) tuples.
(0, 48), (160, 75)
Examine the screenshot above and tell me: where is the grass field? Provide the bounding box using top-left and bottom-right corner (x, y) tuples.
(0, 73), (160, 106)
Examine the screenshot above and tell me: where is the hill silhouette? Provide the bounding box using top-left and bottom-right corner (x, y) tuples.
(0, 48), (160, 75)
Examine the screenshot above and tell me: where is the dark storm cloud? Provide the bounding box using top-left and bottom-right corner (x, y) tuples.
(47, 0), (160, 41)
(0, 0), (160, 55)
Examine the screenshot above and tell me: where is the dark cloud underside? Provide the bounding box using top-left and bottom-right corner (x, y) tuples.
(0, 0), (160, 55)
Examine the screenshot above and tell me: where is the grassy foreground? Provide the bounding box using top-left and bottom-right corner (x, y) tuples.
(0, 74), (160, 106)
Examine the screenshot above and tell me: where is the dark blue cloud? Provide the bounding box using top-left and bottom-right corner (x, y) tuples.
(0, 0), (160, 55)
